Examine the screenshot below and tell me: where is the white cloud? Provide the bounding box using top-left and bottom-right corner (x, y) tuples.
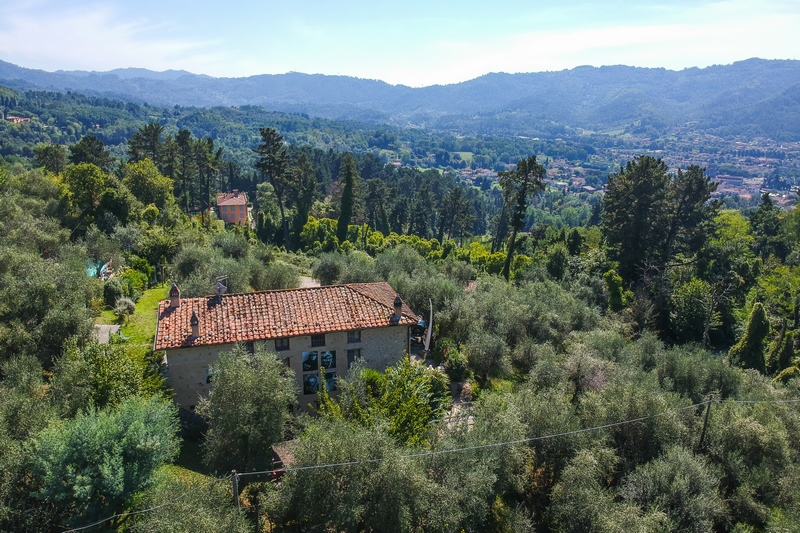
(0, 3), (223, 73)
(357, 0), (800, 86)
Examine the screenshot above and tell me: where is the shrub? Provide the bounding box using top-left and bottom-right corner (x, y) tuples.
(103, 278), (125, 308)
(444, 348), (470, 382)
(114, 297), (136, 321)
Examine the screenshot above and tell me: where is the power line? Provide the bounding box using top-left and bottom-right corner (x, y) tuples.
(63, 395), (800, 531)
(722, 398), (800, 404)
(237, 400), (710, 478)
(62, 479), (215, 533)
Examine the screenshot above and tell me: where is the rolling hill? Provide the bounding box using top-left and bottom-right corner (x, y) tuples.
(2, 58), (800, 139)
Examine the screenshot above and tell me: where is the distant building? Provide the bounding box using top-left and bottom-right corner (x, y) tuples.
(714, 175), (744, 187)
(216, 190), (249, 225)
(155, 282), (418, 411)
(5, 115), (30, 124)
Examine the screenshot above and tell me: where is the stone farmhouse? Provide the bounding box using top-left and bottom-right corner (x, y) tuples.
(154, 282), (418, 410)
(216, 190), (249, 225)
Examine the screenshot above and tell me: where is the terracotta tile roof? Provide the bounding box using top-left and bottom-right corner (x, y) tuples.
(216, 191), (248, 206)
(154, 282), (417, 351)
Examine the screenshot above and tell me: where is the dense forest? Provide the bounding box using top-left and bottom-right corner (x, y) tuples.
(2, 83), (800, 532)
(0, 85), (606, 173)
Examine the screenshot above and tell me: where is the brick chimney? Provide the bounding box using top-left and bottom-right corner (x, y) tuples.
(393, 294), (403, 319)
(190, 310), (200, 338)
(169, 283), (181, 308)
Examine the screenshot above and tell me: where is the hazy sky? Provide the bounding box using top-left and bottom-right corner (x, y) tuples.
(1, 0), (798, 87)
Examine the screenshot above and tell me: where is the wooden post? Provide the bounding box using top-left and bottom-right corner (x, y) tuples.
(698, 395), (713, 451)
(231, 470), (240, 509)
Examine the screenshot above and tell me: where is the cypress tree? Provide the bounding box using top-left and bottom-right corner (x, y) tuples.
(729, 302), (770, 373)
(336, 153), (359, 244)
(767, 328), (794, 375)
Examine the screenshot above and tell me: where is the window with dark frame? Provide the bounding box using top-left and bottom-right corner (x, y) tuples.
(275, 337), (290, 351)
(311, 333), (325, 347)
(347, 348), (361, 368)
(347, 330), (361, 343)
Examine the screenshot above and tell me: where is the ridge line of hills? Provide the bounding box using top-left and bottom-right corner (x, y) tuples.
(2, 58), (800, 140)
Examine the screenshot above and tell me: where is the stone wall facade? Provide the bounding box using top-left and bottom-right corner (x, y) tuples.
(165, 324), (410, 411)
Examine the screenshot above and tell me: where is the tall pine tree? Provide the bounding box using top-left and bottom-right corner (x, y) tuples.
(336, 153), (359, 244)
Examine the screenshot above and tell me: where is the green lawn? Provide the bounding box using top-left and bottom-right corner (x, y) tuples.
(97, 285), (167, 348)
(454, 151), (474, 164)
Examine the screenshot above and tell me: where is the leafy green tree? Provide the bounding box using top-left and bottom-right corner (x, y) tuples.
(319, 357), (450, 447)
(0, 355), (59, 532)
(602, 160), (715, 278)
(50, 340), (149, 416)
(750, 192), (788, 261)
(195, 137), (223, 226)
(197, 344), (296, 472)
(289, 151), (317, 249)
(122, 158), (174, 210)
(670, 277), (712, 343)
(659, 166), (719, 268)
(68, 135), (114, 172)
(175, 129), (196, 213)
(408, 181), (436, 238)
(620, 446), (723, 533)
(61, 163), (108, 220)
(365, 178), (390, 235)
(0, 248), (96, 366)
(129, 471), (252, 533)
(31, 396), (179, 527)
(546, 242), (569, 280)
(269, 419), (429, 532)
(33, 143), (67, 174)
(255, 128), (290, 246)
(499, 156), (546, 280)
(127, 122), (164, 167)
(603, 156), (670, 283)
(550, 448), (671, 533)
(705, 397), (798, 529)
(381, 357), (449, 446)
(728, 302), (770, 372)
(336, 153), (359, 244)
(566, 228), (584, 256)
(465, 330), (511, 386)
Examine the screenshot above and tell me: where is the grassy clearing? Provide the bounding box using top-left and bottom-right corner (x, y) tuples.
(96, 285), (167, 348)
(454, 151), (474, 164)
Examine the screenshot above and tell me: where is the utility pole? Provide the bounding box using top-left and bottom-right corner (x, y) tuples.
(231, 470), (240, 509)
(698, 395), (714, 451)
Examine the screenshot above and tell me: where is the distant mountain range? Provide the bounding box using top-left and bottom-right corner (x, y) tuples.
(2, 58), (800, 140)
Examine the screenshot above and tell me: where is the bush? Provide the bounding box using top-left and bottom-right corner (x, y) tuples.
(103, 278), (125, 308)
(212, 231), (249, 259)
(120, 268), (147, 301)
(252, 261), (298, 290)
(114, 297), (136, 321)
(444, 347), (470, 382)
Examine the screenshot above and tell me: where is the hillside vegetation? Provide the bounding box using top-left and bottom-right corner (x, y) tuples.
(2, 83), (800, 531)
(3, 58), (800, 139)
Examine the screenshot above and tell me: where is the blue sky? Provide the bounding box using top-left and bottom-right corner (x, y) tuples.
(1, 0), (798, 86)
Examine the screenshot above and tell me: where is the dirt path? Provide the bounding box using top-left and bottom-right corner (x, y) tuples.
(94, 324), (120, 344)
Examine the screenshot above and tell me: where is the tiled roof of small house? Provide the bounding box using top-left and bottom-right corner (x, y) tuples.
(154, 282), (417, 350)
(216, 191), (248, 206)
